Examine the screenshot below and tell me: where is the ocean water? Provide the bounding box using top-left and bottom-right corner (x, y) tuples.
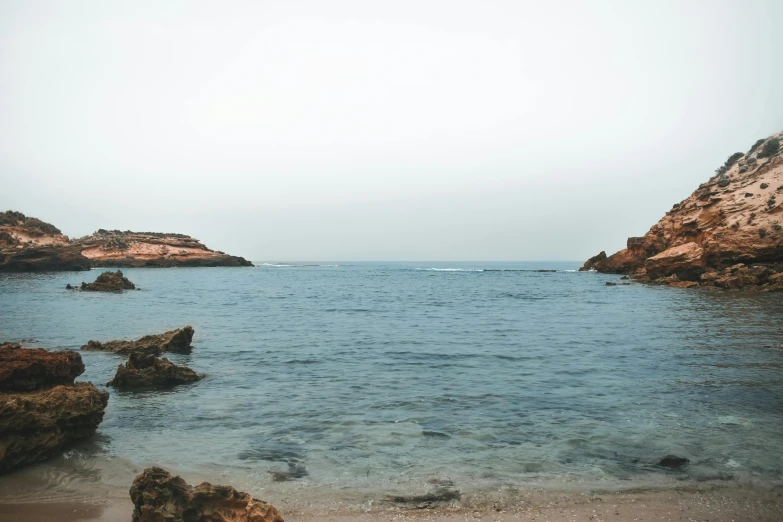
(1, 262), (783, 507)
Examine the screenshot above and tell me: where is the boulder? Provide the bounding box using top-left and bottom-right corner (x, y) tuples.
(645, 243), (705, 281)
(0, 345), (109, 473)
(0, 344), (85, 392)
(108, 353), (202, 389)
(80, 270), (136, 292)
(130, 466), (284, 522)
(82, 326), (195, 355)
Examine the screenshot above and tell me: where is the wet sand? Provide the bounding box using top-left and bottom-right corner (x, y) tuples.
(2, 488), (781, 522)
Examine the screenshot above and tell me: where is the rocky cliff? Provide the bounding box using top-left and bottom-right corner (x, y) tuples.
(78, 229), (253, 267)
(582, 131), (783, 290)
(0, 211), (90, 271)
(0, 211), (253, 270)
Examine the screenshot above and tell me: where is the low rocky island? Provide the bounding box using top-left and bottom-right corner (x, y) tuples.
(79, 269), (136, 292)
(108, 352), (202, 389)
(583, 131), (783, 290)
(82, 326), (195, 355)
(0, 343), (108, 473)
(0, 210), (253, 271)
(130, 466), (284, 522)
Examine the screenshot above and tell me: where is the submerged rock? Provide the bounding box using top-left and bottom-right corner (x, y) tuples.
(658, 455), (690, 469)
(82, 326), (195, 355)
(80, 270), (136, 292)
(130, 466), (284, 522)
(108, 353), (202, 389)
(0, 346), (108, 473)
(386, 488), (461, 508)
(268, 462), (308, 482)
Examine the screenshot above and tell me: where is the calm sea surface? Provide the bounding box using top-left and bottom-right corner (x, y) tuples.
(1, 262), (782, 505)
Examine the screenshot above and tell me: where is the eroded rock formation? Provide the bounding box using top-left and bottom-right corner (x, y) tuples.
(0, 212), (90, 271)
(78, 230), (253, 268)
(0, 344), (85, 392)
(80, 270), (136, 292)
(82, 326), (195, 355)
(0, 345), (108, 473)
(582, 131), (783, 290)
(130, 466), (284, 522)
(0, 210), (253, 271)
(108, 353), (202, 389)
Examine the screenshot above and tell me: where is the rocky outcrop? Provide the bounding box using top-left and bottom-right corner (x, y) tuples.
(0, 344), (85, 392)
(0, 345), (108, 473)
(130, 466), (284, 522)
(79, 270), (136, 292)
(0, 210), (253, 271)
(0, 211), (90, 272)
(77, 230), (253, 268)
(0, 244), (91, 272)
(582, 131), (783, 290)
(108, 353), (202, 389)
(82, 326), (195, 355)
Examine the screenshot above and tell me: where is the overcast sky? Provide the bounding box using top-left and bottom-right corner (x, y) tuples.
(1, 1), (782, 261)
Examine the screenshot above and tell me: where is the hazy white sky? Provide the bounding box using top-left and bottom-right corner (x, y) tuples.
(1, 0), (782, 261)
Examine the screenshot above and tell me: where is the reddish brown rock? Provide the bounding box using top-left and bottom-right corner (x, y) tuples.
(0, 383), (109, 473)
(108, 353), (202, 389)
(0, 344), (84, 392)
(80, 270), (136, 292)
(0, 210), (253, 271)
(583, 131), (783, 288)
(645, 242), (706, 281)
(0, 345), (108, 473)
(78, 230), (253, 268)
(82, 326), (195, 355)
(130, 466), (284, 522)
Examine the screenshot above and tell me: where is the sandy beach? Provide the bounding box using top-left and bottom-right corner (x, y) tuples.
(1, 487), (782, 522)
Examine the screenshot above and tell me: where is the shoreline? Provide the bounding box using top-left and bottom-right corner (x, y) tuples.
(2, 486), (782, 522)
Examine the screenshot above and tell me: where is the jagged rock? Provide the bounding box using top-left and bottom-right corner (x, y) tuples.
(108, 353), (202, 389)
(579, 251), (607, 271)
(582, 131), (783, 288)
(82, 326), (194, 355)
(80, 270), (136, 292)
(0, 344), (84, 392)
(0, 345), (108, 473)
(130, 466), (284, 522)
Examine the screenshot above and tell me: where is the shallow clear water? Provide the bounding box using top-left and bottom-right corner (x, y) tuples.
(1, 262), (783, 504)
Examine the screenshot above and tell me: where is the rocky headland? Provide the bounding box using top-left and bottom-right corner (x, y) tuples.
(82, 326), (195, 355)
(79, 229), (253, 268)
(108, 352), (202, 389)
(130, 466), (284, 522)
(0, 211), (91, 271)
(0, 343), (108, 473)
(0, 211), (253, 271)
(582, 131), (783, 290)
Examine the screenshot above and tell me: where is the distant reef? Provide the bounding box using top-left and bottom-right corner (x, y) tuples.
(582, 131), (783, 291)
(0, 211), (253, 271)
